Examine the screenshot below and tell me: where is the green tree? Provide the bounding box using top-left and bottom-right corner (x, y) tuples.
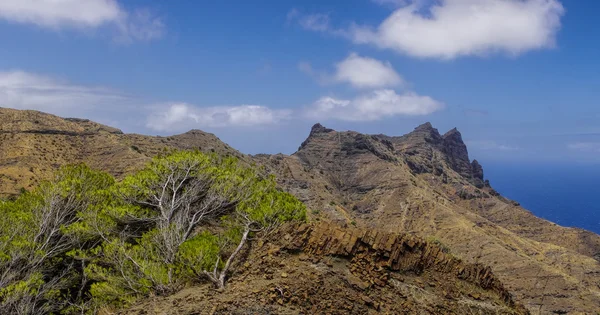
(0, 164), (114, 314)
(84, 151), (305, 307)
(0, 151), (306, 313)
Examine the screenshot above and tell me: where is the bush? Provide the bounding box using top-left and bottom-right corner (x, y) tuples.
(0, 164), (114, 314)
(0, 151), (306, 313)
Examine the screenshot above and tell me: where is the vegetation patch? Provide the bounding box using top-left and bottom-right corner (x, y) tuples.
(0, 150), (306, 314)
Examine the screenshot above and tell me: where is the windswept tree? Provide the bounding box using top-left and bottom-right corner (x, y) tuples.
(0, 165), (114, 315)
(0, 151), (306, 313)
(193, 172), (305, 289)
(84, 151), (306, 307)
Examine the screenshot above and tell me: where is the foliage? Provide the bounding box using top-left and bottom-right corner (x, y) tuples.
(0, 151), (305, 314)
(0, 164), (114, 314)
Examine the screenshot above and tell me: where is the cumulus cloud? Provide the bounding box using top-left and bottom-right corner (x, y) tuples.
(0, 70), (130, 114)
(568, 142), (600, 153)
(333, 53), (404, 89)
(0, 0), (164, 41)
(146, 103), (292, 132)
(352, 0), (565, 59)
(295, 0), (564, 59)
(300, 53), (404, 89)
(305, 89), (443, 121)
(467, 140), (519, 151)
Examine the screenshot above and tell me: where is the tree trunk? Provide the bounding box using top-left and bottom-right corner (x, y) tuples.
(204, 224), (251, 289)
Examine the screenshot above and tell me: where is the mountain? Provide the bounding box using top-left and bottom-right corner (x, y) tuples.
(1, 107), (599, 314)
(0, 107), (242, 197)
(255, 123), (600, 314)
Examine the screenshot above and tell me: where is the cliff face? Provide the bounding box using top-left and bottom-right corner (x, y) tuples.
(257, 123), (600, 314)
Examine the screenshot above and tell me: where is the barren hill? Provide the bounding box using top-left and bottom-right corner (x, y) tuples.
(1, 107), (599, 313)
(0, 107), (241, 196)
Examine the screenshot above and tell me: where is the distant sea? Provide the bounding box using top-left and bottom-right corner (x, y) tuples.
(484, 162), (600, 235)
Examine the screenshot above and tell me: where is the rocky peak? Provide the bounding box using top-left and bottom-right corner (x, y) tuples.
(298, 123), (335, 151)
(408, 122), (443, 144)
(414, 122), (434, 131)
(441, 127), (472, 179)
(440, 128), (488, 186)
(471, 160), (484, 180)
(442, 127), (462, 140)
(310, 123), (335, 135)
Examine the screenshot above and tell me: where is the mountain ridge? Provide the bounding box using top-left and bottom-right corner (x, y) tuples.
(257, 122), (600, 314)
(1, 107), (600, 314)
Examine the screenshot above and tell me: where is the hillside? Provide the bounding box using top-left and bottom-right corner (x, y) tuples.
(126, 222), (527, 314)
(0, 107), (241, 197)
(1, 107), (599, 314)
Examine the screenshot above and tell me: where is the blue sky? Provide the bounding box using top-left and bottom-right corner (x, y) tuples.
(0, 0), (599, 164)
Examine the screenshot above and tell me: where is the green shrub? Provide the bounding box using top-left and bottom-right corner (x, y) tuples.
(0, 151), (306, 313)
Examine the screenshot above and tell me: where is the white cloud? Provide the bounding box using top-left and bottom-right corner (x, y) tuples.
(0, 70), (289, 133)
(295, 0), (564, 59)
(568, 142), (600, 153)
(0, 70), (130, 114)
(467, 140), (519, 151)
(305, 89), (443, 121)
(0, 69), (441, 134)
(300, 53), (404, 89)
(147, 103), (292, 132)
(354, 0), (564, 59)
(0, 0), (164, 41)
(334, 53), (403, 89)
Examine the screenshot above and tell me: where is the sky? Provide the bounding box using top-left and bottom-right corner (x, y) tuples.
(0, 0), (599, 165)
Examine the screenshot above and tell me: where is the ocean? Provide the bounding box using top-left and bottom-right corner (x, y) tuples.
(484, 162), (600, 235)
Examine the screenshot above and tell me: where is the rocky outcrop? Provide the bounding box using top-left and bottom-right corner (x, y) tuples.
(295, 124), (397, 168)
(471, 160), (485, 187)
(298, 123), (334, 150)
(275, 222), (526, 313)
(126, 222), (530, 315)
(442, 128), (472, 178)
(407, 122), (443, 145)
(471, 160), (484, 180)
